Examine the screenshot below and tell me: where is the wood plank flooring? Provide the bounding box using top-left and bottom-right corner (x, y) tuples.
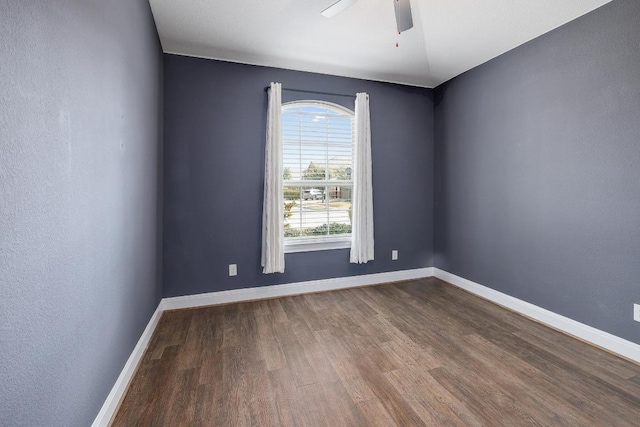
(112, 278), (640, 426)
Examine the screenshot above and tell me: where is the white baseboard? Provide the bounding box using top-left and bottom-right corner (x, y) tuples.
(433, 268), (640, 364)
(91, 302), (164, 427)
(163, 267), (434, 311)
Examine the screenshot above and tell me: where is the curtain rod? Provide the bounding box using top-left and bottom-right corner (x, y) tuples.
(264, 86), (356, 99)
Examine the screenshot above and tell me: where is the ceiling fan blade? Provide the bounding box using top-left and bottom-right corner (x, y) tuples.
(394, 0), (413, 32)
(321, 0), (358, 18)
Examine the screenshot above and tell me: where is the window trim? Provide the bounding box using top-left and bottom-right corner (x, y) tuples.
(284, 235), (351, 253)
(282, 100), (354, 253)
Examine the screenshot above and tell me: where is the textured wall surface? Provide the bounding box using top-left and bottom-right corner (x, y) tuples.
(163, 55), (434, 297)
(0, 1), (163, 425)
(434, 0), (640, 344)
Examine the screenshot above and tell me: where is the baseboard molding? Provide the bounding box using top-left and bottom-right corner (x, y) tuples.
(163, 267), (434, 311)
(433, 268), (640, 364)
(91, 302), (164, 427)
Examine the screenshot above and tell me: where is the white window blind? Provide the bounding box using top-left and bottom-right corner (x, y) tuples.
(282, 102), (354, 252)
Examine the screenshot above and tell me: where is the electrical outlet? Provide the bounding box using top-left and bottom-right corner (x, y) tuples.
(392, 250), (398, 261)
(634, 304), (640, 322)
(229, 264), (237, 276)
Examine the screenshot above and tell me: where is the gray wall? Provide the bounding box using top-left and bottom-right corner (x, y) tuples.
(0, 1), (163, 425)
(163, 55), (434, 297)
(434, 0), (640, 344)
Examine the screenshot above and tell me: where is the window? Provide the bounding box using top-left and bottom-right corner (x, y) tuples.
(282, 101), (354, 252)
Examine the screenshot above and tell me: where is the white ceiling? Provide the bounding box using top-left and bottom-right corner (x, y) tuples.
(149, 0), (612, 88)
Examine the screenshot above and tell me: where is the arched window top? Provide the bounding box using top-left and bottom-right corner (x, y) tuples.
(283, 100), (354, 117)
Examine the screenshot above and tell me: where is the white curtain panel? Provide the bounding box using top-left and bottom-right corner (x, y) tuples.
(261, 82), (285, 273)
(350, 92), (374, 264)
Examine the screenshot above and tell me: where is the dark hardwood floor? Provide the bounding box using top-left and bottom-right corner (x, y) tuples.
(112, 278), (640, 426)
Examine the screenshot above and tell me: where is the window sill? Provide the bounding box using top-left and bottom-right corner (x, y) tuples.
(284, 237), (351, 253)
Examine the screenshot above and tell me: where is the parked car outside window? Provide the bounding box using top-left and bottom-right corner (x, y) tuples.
(302, 189), (324, 200)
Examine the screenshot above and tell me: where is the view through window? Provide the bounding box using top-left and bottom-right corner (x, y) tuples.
(282, 101), (354, 250)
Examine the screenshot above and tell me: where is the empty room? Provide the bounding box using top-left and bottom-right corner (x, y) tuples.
(2, 0), (640, 425)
